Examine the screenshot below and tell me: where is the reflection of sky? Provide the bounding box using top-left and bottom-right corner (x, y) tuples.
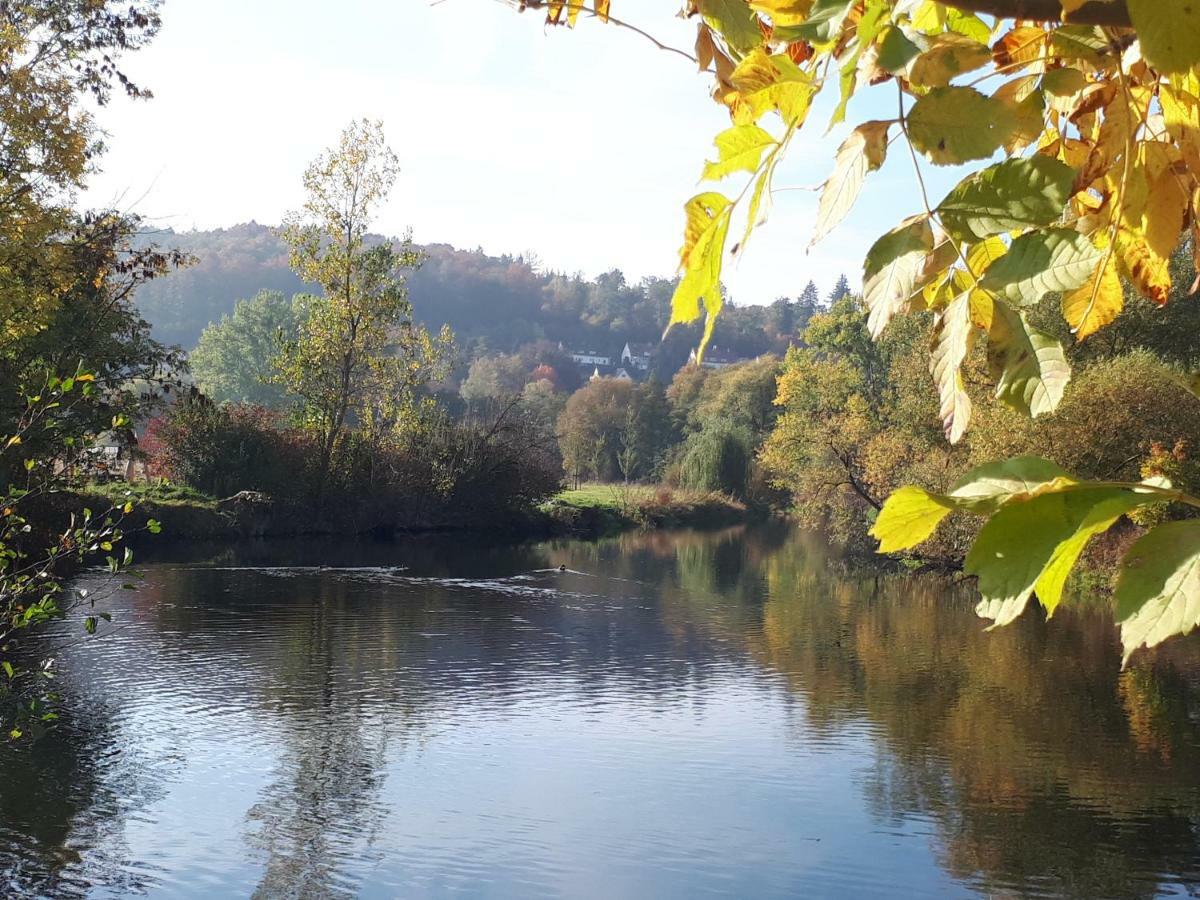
(80, 0), (974, 305)
(49, 557), (959, 898)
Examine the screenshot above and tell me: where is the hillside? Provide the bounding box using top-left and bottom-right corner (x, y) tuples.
(132, 223), (828, 366)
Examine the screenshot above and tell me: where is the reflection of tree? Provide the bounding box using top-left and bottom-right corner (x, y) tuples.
(243, 578), (392, 899)
(0, 704), (166, 897)
(740, 532), (1200, 899)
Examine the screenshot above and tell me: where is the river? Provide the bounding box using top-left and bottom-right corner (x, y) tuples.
(1, 523), (1198, 898)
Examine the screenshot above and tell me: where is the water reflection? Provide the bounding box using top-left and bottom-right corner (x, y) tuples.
(0, 524), (1196, 897)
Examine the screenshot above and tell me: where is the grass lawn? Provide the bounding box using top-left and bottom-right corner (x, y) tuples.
(554, 483), (659, 509)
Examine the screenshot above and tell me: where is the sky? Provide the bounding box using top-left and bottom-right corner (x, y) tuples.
(82, 0), (963, 305)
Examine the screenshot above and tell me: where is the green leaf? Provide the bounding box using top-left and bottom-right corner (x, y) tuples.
(812, 120), (890, 246)
(936, 156), (1076, 243)
(930, 291), (975, 443)
(84, 616), (97, 635)
(2, 661), (13, 680)
(907, 86), (1014, 165)
(986, 299), (1070, 417)
(863, 217), (933, 338)
(876, 26), (921, 74)
(967, 487), (1143, 627)
(702, 125), (777, 181)
(1127, 0), (1200, 74)
(945, 8), (991, 44)
(1117, 520), (1200, 662)
(775, 0), (853, 44)
(870, 485), (955, 552)
(699, 0), (763, 55)
(980, 227), (1104, 304)
(944, 456), (1074, 513)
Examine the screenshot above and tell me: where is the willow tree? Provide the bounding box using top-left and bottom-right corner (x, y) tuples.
(519, 0), (1200, 660)
(275, 121), (453, 500)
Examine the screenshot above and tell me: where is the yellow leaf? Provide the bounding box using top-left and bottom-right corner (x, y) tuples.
(908, 32), (991, 88)
(701, 124), (777, 181)
(670, 193), (733, 356)
(1161, 84), (1200, 172)
(1116, 228), (1171, 305)
(749, 0), (812, 27)
(1062, 247), (1122, 340)
(728, 50), (813, 125)
(992, 26), (1048, 74)
(1059, 0), (1090, 15)
(594, 0), (611, 22)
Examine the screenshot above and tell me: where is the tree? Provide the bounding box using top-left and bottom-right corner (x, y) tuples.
(798, 280), (821, 318)
(529, 1), (1200, 658)
(0, 1), (161, 345)
(460, 353), (529, 407)
(556, 378), (635, 485)
(828, 274), (852, 305)
(190, 290), (309, 407)
(273, 120), (452, 500)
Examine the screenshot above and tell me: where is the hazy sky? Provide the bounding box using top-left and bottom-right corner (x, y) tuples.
(82, 0), (962, 304)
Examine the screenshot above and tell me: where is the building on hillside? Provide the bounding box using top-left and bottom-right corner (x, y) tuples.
(688, 346), (750, 370)
(568, 348), (612, 367)
(589, 366), (634, 382)
(621, 342), (656, 372)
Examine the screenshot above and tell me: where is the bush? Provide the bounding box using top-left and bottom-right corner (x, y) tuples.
(143, 390), (312, 499)
(146, 391), (562, 532)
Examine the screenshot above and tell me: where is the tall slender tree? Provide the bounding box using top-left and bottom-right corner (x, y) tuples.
(274, 120), (452, 500)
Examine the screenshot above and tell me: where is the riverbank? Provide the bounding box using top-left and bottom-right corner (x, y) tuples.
(53, 481), (762, 544)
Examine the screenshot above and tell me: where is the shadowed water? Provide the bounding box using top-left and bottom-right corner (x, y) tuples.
(1, 524), (1198, 898)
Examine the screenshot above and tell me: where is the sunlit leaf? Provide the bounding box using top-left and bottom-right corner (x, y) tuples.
(699, 0), (763, 55)
(980, 227), (1103, 304)
(1117, 520), (1200, 663)
(1062, 245), (1122, 340)
(863, 217), (933, 337)
(1127, 0), (1200, 74)
(869, 485), (955, 552)
(907, 86), (1014, 165)
(702, 124), (778, 181)
(812, 120), (889, 245)
(936, 156), (1075, 243)
(930, 291), (974, 443)
(908, 32), (991, 88)
(986, 299), (1070, 418)
(967, 487), (1141, 627)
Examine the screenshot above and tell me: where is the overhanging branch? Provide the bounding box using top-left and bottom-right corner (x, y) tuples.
(942, 0), (1131, 27)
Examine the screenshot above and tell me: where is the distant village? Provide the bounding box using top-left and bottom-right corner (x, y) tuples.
(564, 341), (753, 382)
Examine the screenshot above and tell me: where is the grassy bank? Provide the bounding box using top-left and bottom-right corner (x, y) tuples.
(50, 481), (759, 545)
(541, 483), (755, 536)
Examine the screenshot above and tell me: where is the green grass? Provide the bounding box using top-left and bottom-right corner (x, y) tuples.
(83, 480), (218, 508)
(554, 483), (658, 510)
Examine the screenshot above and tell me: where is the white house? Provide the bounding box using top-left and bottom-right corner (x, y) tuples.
(569, 349), (612, 367)
(621, 342), (656, 371)
(688, 346), (749, 370)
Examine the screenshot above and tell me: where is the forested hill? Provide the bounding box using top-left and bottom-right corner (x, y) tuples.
(132, 223), (828, 360)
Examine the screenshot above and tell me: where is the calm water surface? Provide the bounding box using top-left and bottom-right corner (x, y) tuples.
(2, 524), (1199, 898)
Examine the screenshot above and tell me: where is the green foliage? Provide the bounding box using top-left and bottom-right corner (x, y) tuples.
(190, 290), (308, 407)
(0, 372), (146, 739)
(678, 423), (752, 497)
